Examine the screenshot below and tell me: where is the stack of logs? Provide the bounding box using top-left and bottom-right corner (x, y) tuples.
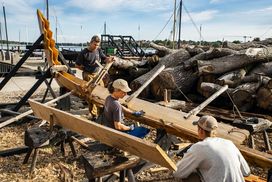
(112, 38), (272, 113)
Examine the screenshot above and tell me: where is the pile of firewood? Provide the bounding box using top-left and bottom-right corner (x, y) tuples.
(124, 38), (272, 112)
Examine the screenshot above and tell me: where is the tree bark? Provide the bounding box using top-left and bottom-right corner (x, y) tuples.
(149, 42), (175, 56)
(197, 47), (272, 75)
(199, 82), (260, 111)
(113, 57), (148, 69)
(199, 82), (235, 98)
(130, 49), (190, 98)
(216, 69), (247, 87)
(231, 82), (261, 111)
(150, 65), (198, 100)
(184, 46), (204, 57)
(223, 39), (272, 51)
(256, 87), (272, 111)
(248, 62), (272, 76)
(183, 48), (238, 70)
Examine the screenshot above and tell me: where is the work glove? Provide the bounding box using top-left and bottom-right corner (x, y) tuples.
(132, 110), (145, 117)
(129, 124), (135, 131)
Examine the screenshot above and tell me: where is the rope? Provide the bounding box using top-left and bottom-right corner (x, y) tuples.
(226, 90), (244, 120)
(173, 81), (192, 103)
(152, 11), (174, 41)
(183, 3), (205, 41)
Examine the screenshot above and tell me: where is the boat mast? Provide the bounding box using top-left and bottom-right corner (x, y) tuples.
(103, 21), (106, 35)
(3, 5), (9, 61)
(0, 22), (3, 50)
(46, 0), (49, 20)
(178, 0), (182, 49)
(172, 0), (176, 49)
(55, 16), (57, 46)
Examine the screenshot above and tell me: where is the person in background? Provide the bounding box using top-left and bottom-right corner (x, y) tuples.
(99, 79), (149, 138)
(76, 35), (114, 118)
(174, 115), (250, 182)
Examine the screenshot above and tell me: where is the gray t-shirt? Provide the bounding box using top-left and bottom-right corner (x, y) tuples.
(102, 95), (124, 129)
(76, 48), (107, 73)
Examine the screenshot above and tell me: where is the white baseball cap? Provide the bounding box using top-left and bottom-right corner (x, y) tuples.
(112, 79), (131, 92)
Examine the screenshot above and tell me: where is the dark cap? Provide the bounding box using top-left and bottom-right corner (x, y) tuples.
(192, 115), (218, 132)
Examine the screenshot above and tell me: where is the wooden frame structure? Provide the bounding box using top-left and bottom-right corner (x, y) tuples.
(35, 9), (272, 169)
(29, 100), (177, 171)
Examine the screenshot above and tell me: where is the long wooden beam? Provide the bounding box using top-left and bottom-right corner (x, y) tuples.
(28, 100), (177, 171)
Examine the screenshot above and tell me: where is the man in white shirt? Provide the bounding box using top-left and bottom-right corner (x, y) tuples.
(174, 115), (251, 182)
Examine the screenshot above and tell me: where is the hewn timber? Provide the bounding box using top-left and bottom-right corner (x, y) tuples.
(29, 100), (177, 171)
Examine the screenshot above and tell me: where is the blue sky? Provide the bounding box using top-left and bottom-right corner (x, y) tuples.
(1, 0), (272, 43)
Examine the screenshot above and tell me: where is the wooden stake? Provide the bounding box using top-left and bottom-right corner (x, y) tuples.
(184, 85), (228, 119)
(126, 65), (165, 104)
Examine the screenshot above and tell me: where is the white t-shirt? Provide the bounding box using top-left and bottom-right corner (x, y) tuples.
(174, 137), (250, 182)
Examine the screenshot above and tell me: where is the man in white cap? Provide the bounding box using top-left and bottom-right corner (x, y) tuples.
(174, 115), (250, 182)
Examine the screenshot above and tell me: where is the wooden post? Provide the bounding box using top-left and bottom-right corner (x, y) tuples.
(164, 89), (168, 103)
(126, 65), (165, 104)
(184, 85), (228, 119)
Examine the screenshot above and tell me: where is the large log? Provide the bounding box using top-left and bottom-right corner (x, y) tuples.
(150, 65), (198, 99)
(231, 82), (261, 111)
(183, 48), (239, 70)
(113, 57), (148, 69)
(130, 49), (190, 97)
(200, 82), (260, 111)
(256, 87), (272, 111)
(184, 45), (204, 57)
(223, 38), (272, 51)
(248, 62), (272, 76)
(149, 42), (175, 56)
(216, 69), (247, 87)
(197, 47), (272, 75)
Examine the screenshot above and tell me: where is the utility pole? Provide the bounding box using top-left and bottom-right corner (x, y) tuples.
(178, 0), (182, 49)
(3, 5), (10, 61)
(172, 0), (177, 49)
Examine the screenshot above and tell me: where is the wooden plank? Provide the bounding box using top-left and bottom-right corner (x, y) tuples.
(28, 100), (177, 171)
(91, 85), (249, 144)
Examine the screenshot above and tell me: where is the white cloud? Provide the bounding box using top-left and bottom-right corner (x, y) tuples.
(244, 6), (272, 15)
(183, 10), (219, 23)
(66, 0), (171, 13)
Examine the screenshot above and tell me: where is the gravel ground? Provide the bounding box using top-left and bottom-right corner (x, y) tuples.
(0, 90), (270, 181)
